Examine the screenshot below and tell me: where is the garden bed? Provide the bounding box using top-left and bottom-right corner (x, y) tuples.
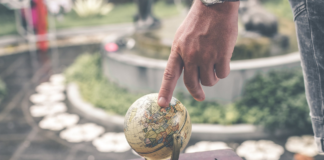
(65, 54), (312, 133)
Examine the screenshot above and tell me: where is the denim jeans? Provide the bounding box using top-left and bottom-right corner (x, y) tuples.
(289, 0), (324, 153)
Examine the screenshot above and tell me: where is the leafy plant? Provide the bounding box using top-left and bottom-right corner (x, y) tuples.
(236, 70), (312, 133)
(65, 53), (139, 115)
(177, 92), (240, 125)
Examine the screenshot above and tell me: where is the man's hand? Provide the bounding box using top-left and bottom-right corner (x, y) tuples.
(158, 1), (239, 107)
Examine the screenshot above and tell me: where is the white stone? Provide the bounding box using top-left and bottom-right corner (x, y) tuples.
(30, 94), (47, 104)
(48, 92), (65, 102)
(56, 113), (79, 127)
(39, 116), (65, 130)
(81, 123), (105, 141)
(36, 82), (65, 94)
(60, 125), (84, 142)
(30, 103), (67, 117)
(51, 103), (68, 114)
(237, 140), (284, 160)
(50, 74), (66, 85)
(30, 105), (50, 117)
(39, 113), (79, 131)
(60, 123), (105, 143)
(30, 92), (65, 104)
(185, 141), (230, 153)
(92, 132), (131, 152)
(285, 135), (318, 157)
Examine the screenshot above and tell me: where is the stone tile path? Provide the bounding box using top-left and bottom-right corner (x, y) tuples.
(7, 73), (321, 160)
(0, 72), (140, 160)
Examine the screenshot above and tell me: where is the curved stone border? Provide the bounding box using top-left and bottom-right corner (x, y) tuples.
(67, 83), (293, 141)
(67, 83), (124, 132)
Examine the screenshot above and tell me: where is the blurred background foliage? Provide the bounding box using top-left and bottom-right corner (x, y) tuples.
(236, 70), (311, 133)
(0, 78), (6, 101)
(57, 1), (179, 29)
(65, 54), (311, 133)
(261, 0), (298, 54)
(0, 5), (16, 36)
(65, 54), (139, 115)
(0, 0), (179, 36)
(261, 0), (293, 20)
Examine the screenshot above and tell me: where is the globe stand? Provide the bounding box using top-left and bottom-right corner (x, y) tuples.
(144, 133), (181, 160)
(170, 134), (181, 160)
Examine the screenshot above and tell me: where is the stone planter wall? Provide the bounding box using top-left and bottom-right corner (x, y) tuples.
(102, 35), (301, 103)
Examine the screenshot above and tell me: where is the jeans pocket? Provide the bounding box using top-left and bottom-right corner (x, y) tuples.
(289, 0), (306, 21)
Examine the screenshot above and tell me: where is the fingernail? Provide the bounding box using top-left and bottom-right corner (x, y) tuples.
(196, 96), (205, 101)
(158, 97), (167, 107)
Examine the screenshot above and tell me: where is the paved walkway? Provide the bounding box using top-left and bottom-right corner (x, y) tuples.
(0, 57), (140, 160)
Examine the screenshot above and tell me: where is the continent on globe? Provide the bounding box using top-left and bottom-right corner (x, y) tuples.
(124, 93), (192, 160)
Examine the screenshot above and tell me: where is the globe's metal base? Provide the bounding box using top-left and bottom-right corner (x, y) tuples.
(144, 133), (181, 160)
(170, 134), (181, 160)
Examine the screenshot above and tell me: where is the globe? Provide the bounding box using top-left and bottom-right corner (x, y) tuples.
(124, 93), (192, 160)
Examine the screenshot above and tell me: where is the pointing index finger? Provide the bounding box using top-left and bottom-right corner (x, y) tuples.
(158, 49), (183, 108)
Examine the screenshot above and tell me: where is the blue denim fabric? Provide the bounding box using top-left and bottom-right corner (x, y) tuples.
(289, 0), (324, 153)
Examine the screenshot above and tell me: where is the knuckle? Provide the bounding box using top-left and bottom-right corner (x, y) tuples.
(218, 74), (228, 79)
(160, 86), (171, 94)
(217, 71), (230, 79)
(163, 69), (176, 81)
(201, 80), (216, 87)
(171, 45), (179, 53)
(188, 50), (198, 57)
(184, 80), (197, 90)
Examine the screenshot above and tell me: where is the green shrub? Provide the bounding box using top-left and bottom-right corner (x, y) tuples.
(65, 54), (139, 115)
(65, 54), (311, 132)
(177, 93), (240, 125)
(236, 70), (312, 132)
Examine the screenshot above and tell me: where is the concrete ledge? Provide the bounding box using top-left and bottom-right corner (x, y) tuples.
(67, 83), (292, 141)
(230, 52), (300, 70)
(102, 32), (301, 103)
